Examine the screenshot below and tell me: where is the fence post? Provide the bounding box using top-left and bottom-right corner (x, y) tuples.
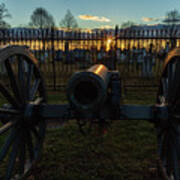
(51, 26), (56, 90)
(114, 25), (119, 70)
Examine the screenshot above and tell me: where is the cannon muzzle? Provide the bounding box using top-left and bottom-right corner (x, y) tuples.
(67, 64), (110, 113)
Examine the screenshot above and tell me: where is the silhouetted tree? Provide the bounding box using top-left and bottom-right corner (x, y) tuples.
(29, 7), (55, 28)
(121, 21), (136, 29)
(163, 9), (180, 49)
(163, 9), (180, 25)
(59, 10), (78, 29)
(0, 3), (11, 28)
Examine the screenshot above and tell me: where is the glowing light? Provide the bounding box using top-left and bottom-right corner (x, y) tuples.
(107, 39), (112, 44)
(94, 65), (104, 74)
(106, 38), (112, 51)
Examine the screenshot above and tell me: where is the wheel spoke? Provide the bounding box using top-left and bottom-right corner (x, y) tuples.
(162, 78), (168, 100)
(157, 128), (165, 157)
(5, 135), (19, 180)
(31, 97), (43, 105)
(26, 130), (34, 162)
(5, 59), (22, 103)
(18, 57), (26, 103)
(31, 125), (44, 158)
(167, 63), (173, 101)
(0, 82), (20, 108)
(170, 126), (180, 159)
(170, 134), (180, 180)
(172, 158), (180, 180)
(26, 64), (34, 101)
(172, 61), (180, 103)
(0, 108), (19, 115)
(31, 131), (40, 159)
(29, 79), (41, 101)
(0, 121), (15, 135)
(31, 127), (40, 140)
(160, 132), (168, 165)
(0, 129), (16, 161)
(39, 121), (46, 140)
(18, 139), (26, 175)
(34, 122), (46, 158)
(18, 58), (24, 85)
(166, 138), (173, 176)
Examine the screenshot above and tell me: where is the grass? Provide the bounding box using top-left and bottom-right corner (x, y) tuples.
(0, 89), (160, 180)
(30, 89), (159, 180)
(39, 61), (163, 90)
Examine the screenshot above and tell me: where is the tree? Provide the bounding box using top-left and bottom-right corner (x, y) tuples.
(121, 21), (136, 29)
(29, 7), (55, 28)
(163, 9), (180, 49)
(0, 3), (11, 28)
(163, 9), (180, 25)
(59, 10), (78, 29)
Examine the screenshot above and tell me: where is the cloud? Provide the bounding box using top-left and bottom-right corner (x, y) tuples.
(142, 16), (166, 22)
(142, 17), (160, 22)
(100, 25), (114, 29)
(78, 15), (111, 22)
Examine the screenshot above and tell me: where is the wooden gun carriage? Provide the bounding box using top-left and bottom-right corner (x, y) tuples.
(0, 45), (180, 179)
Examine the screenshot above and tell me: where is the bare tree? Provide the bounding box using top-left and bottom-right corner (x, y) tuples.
(121, 21), (136, 29)
(29, 7), (55, 28)
(163, 9), (180, 49)
(163, 9), (180, 25)
(0, 3), (11, 28)
(59, 9), (78, 29)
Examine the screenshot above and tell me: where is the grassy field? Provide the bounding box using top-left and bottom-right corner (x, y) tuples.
(31, 90), (159, 180)
(0, 89), (160, 180)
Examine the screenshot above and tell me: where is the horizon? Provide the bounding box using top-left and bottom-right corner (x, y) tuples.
(7, 23), (180, 31)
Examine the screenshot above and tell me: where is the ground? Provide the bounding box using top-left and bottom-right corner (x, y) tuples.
(0, 88), (161, 180)
(30, 89), (160, 180)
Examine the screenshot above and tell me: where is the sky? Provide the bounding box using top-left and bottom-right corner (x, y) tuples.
(1, 0), (180, 29)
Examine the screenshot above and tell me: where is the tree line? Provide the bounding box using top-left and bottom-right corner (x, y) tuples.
(0, 3), (78, 29)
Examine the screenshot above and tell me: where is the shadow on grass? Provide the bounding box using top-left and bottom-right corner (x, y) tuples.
(29, 89), (159, 180)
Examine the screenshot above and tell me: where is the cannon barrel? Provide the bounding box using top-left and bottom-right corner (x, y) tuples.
(67, 64), (110, 113)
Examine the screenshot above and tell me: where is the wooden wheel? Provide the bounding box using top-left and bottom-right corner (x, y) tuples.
(0, 46), (47, 180)
(156, 48), (180, 180)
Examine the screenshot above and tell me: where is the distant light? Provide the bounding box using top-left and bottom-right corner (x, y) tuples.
(107, 39), (112, 44)
(106, 38), (112, 51)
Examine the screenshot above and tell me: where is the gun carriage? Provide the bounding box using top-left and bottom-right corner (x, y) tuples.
(0, 45), (180, 179)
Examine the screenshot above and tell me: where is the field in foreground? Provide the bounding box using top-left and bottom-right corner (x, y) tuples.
(30, 89), (159, 180)
(1, 89), (160, 180)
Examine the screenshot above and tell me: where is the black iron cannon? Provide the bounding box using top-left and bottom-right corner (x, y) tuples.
(67, 64), (110, 113)
(0, 45), (180, 180)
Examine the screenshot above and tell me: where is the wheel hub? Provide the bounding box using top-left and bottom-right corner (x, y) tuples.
(24, 103), (34, 119)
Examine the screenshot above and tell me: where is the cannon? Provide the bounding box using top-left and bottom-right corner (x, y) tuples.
(67, 64), (110, 113)
(0, 45), (180, 180)
(67, 64), (121, 119)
